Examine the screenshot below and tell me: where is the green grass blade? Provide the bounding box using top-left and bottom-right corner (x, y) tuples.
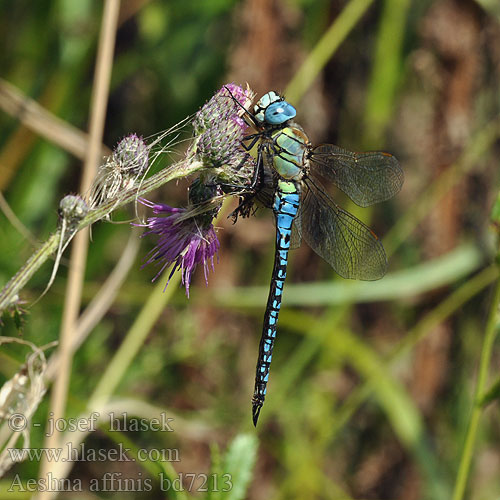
(210, 242), (484, 307)
(363, 0), (411, 147)
(285, 0), (374, 103)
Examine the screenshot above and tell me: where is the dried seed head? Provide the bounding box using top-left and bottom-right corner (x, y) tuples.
(89, 134), (150, 209)
(112, 133), (149, 175)
(0, 338), (53, 475)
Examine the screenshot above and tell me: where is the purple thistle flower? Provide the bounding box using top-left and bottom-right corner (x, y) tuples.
(136, 84), (259, 296)
(138, 197), (220, 298)
(192, 83), (253, 137)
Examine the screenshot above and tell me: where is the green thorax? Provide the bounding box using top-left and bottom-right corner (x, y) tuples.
(269, 125), (309, 180)
(276, 179), (298, 194)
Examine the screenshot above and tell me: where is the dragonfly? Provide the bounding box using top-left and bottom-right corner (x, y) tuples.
(226, 89), (404, 425)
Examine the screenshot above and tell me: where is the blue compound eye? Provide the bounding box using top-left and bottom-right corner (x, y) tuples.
(264, 101), (296, 125)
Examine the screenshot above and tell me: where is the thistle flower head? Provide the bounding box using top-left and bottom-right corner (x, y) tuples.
(190, 84), (256, 186)
(138, 181), (222, 297)
(193, 83), (253, 136)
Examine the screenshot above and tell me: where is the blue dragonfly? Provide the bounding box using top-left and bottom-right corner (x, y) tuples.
(227, 89), (403, 425)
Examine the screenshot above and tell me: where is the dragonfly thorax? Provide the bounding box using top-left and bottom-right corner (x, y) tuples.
(267, 125), (309, 180)
(254, 91), (297, 126)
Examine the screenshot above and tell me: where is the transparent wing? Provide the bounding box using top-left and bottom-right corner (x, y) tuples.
(255, 160), (276, 210)
(301, 178), (387, 280)
(290, 208), (302, 250)
(310, 144), (403, 207)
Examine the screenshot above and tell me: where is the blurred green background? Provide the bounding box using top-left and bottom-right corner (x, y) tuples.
(1, 0), (500, 499)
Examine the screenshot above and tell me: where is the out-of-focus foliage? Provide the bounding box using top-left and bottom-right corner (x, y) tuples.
(1, 1), (500, 499)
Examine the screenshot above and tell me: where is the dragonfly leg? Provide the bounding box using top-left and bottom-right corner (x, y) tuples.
(223, 85), (259, 129)
(229, 148), (266, 222)
(241, 133), (262, 152)
(248, 146), (265, 190)
(205, 146), (263, 195)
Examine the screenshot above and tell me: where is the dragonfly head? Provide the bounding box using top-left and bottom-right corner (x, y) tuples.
(254, 91), (296, 126)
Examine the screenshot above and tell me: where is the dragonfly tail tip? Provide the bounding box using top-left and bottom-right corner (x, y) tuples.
(252, 402), (262, 427)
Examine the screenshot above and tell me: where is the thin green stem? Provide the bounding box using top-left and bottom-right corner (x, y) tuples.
(452, 274), (500, 500)
(285, 0), (374, 103)
(363, 0), (411, 148)
(0, 233), (60, 312)
(88, 271), (181, 405)
(330, 264), (498, 439)
(384, 118), (500, 257)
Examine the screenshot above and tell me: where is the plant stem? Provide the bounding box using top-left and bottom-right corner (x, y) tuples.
(330, 264), (498, 440)
(384, 118), (500, 257)
(285, 0), (374, 103)
(88, 272), (180, 406)
(452, 274), (500, 500)
(38, 0), (121, 493)
(0, 233), (61, 311)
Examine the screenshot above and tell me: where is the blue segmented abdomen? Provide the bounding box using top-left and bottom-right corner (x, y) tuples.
(252, 181), (300, 425)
